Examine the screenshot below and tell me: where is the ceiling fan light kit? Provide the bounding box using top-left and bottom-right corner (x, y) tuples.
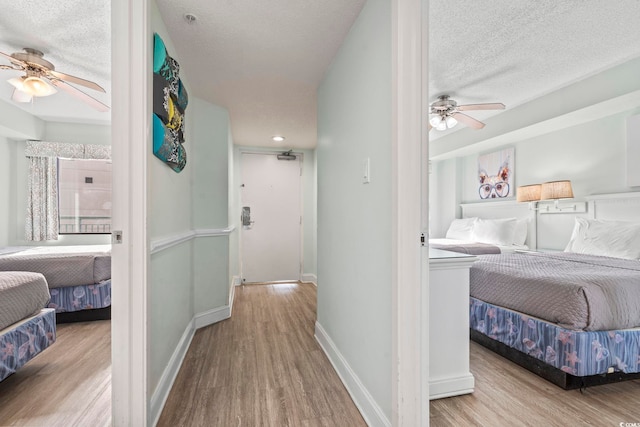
(0, 47), (109, 111)
(429, 94), (505, 131)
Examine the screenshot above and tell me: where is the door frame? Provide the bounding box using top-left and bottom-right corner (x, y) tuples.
(391, 0), (427, 425)
(238, 149), (304, 283)
(111, 0), (149, 425)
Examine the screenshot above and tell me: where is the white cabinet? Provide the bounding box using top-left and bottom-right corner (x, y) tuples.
(429, 248), (476, 400)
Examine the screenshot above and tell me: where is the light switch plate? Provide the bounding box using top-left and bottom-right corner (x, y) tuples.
(362, 157), (370, 184)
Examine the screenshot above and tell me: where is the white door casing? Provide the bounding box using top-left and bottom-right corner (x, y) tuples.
(240, 152), (302, 283)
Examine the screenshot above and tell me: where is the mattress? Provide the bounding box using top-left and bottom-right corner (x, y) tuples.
(470, 297), (640, 377)
(0, 272), (51, 331)
(0, 245), (111, 288)
(470, 252), (640, 331)
(429, 238), (526, 255)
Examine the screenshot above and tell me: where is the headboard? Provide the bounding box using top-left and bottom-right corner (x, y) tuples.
(460, 200), (536, 249)
(587, 192), (640, 221)
(535, 192), (640, 250)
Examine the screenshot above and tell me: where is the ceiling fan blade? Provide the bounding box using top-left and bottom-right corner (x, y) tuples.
(0, 50), (26, 67)
(11, 89), (32, 103)
(50, 79), (110, 112)
(457, 102), (505, 111)
(453, 112), (485, 129)
(48, 70), (106, 93)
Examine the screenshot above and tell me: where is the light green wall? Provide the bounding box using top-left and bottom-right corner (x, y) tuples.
(149, 0), (233, 397)
(190, 97), (231, 312)
(317, 0), (392, 418)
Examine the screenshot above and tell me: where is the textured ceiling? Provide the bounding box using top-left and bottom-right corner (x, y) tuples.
(2, 1), (640, 148)
(155, 0), (366, 149)
(429, 0), (640, 139)
(0, 1), (110, 125)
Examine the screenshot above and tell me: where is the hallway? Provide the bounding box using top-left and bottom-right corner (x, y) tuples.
(158, 282), (366, 426)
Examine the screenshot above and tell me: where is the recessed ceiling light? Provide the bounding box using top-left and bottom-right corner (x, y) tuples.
(184, 13), (197, 24)
(272, 136), (285, 142)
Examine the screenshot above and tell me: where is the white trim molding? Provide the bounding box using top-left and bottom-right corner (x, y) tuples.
(315, 322), (390, 427)
(301, 273), (317, 285)
(150, 226), (235, 254)
(149, 319), (195, 426)
(150, 294), (235, 425)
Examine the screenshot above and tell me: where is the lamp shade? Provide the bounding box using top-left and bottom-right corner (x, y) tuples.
(516, 184), (541, 202)
(540, 180), (573, 200)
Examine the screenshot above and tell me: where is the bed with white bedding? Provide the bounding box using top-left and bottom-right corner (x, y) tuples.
(469, 193), (640, 388)
(0, 272), (56, 382)
(430, 210), (531, 255)
(0, 245), (111, 321)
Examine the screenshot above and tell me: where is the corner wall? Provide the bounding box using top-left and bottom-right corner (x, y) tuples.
(149, 3), (234, 421)
(316, 0), (392, 423)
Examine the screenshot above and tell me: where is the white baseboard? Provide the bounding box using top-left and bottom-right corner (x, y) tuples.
(150, 319), (195, 426)
(233, 275), (242, 286)
(314, 322), (390, 427)
(301, 273), (317, 286)
(194, 305), (231, 329)
(150, 297), (235, 425)
(429, 374), (475, 400)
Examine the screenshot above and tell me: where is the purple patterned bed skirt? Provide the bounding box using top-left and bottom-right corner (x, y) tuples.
(470, 297), (640, 377)
(47, 280), (111, 313)
(0, 308), (56, 382)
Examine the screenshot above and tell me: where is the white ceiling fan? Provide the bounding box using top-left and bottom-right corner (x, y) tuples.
(429, 95), (504, 131)
(0, 47), (109, 112)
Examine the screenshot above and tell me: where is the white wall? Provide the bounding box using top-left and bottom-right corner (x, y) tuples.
(317, 0), (392, 421)
(431, 106), (640, 245)
(0, 136), (10, 246)
(5, 122), (112, 246)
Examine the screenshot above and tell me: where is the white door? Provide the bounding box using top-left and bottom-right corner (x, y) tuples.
(241, 153), (302, 283)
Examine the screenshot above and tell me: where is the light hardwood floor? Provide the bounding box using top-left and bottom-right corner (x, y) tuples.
(158, 282), (367, 427)
(431, 340), (640, 426)
(0, 320), (111, 427)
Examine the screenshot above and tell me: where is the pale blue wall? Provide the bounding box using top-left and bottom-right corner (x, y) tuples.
(149, 0), (233, 397)
(317, 0), (392, 419)
(0, 136), (10, 245)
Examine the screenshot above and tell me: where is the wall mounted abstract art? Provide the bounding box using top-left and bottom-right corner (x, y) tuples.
(477, 147), (514, 200)
(153, 33), (188, 173)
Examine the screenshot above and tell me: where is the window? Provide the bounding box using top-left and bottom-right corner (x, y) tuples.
(58, 158), (112, 234)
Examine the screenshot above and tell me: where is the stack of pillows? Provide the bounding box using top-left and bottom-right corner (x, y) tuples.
(445, 217), (528, 247)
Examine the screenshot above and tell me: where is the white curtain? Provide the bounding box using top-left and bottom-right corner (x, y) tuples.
(23, 140), (112, 241)
(25, 156), (59, 241)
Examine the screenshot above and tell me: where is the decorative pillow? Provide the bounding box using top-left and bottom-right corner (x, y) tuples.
(564, 218), (640, 260)
(445, 217), (477, 240)
(471, 218), (518, 246)
(513, 218), (529, 246)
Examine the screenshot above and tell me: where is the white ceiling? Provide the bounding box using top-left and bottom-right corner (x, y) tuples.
(1, 1), (640, 149)
(0, 1), (111, 125)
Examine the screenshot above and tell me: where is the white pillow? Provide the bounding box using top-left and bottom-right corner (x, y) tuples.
(471, 218), (518, 246)
(564, 218), (640, 260)
(513, 218), (529, 246)
(445, 217), (477, 240)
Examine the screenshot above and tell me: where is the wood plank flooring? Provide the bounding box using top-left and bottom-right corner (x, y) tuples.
(0, 320), (111, 427)
(157, 282), (367, 427)
(430, 340), (640, 426)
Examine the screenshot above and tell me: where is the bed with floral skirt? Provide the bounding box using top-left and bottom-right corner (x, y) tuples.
(469, 249), (640, 389)
(0, 271), (56, 382)
(0, 245), (111, 322)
